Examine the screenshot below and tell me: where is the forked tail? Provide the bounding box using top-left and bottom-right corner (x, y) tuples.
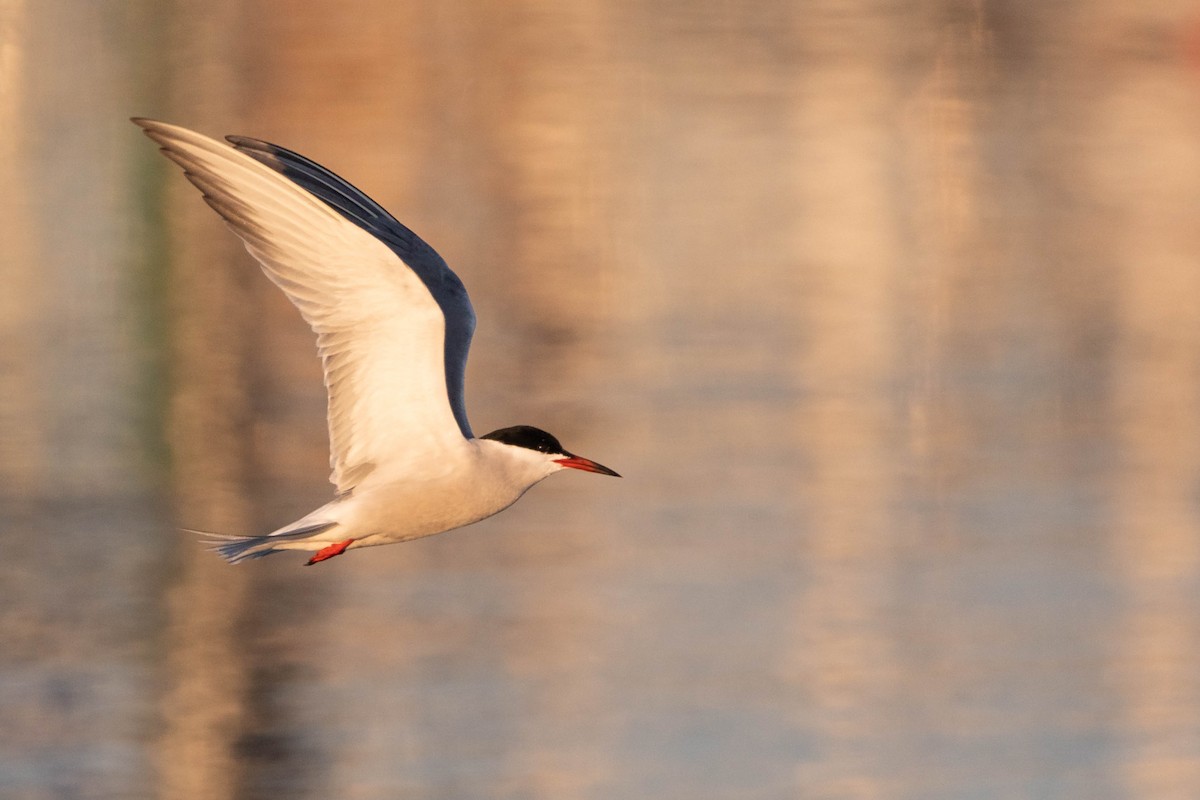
(192, 521), (340, 564)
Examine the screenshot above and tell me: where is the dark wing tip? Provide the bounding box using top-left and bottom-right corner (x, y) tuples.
(225, 135), (287, 172)
(131, 117), (167, 135)
(130, 117), (160, 142)
(225, 134), (266, 149)
(131, 118), (183, 151)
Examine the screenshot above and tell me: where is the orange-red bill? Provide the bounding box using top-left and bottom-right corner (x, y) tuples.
(554, 455), (621, 477)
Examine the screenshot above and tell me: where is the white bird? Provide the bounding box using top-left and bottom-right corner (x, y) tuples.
(135, 118), (619, 565)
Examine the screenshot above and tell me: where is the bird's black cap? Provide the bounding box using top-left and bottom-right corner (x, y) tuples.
(481, 425), (565, 454)
(481, 425), (620, 476)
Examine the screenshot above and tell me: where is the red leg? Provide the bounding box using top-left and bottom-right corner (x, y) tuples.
(305, 538), (355, 565)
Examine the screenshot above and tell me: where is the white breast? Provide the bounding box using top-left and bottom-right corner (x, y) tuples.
(332, 438), (561, 546)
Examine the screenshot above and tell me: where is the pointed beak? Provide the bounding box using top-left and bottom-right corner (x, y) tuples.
(555, 454), (621, 477)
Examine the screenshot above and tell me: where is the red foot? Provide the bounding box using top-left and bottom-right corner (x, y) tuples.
(305, 538), (355, 565)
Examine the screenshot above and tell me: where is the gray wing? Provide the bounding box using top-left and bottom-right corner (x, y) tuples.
(136, 119), (473, 493)
(225, 134), (475, 439)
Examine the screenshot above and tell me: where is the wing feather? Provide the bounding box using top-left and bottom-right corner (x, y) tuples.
(135, 118), (471, 492)
(224, 135), (476, 439)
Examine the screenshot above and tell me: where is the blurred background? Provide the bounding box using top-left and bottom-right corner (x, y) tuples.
(4, 1), (1200, 798)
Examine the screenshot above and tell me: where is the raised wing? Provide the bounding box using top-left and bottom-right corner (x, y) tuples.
(135, 119), (473, 493)
(225, 134), (475, 439)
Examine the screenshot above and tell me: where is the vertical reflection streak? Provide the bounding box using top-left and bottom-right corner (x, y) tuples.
(154, 2), (257, 799)
(0, 0), (42, 507)
(786, 5), (909, 795)
(1090, 4), (1200, 793)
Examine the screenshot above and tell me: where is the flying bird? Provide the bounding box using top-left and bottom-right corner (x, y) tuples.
(134, 118), (619, 565)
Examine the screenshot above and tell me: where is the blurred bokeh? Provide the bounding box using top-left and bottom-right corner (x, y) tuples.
(4, 1), (1200, 798)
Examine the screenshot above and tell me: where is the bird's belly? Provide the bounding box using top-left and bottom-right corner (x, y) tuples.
(344, 474), (525, 546)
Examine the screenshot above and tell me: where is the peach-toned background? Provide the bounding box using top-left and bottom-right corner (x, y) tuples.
(4, 2), (1200, 798)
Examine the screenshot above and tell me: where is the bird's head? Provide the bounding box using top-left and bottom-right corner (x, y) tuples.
(480, 425), (620, 479)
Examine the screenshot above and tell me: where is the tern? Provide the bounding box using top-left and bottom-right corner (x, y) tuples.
(135, 118), (619, 565)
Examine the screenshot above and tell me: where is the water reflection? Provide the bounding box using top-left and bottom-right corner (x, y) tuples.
(5, 1), (1200, 798)
(1103, 20), (1200, 793)
(0, 0), (40, 511)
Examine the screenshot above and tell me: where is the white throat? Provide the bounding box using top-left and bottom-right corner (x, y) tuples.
(475, 437), (563, 493)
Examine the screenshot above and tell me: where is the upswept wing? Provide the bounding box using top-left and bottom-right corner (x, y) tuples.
(135, 119), (471, 492)
(224, 134), (476, 440)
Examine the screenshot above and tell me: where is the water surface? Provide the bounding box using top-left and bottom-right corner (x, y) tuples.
(3, 2), (1200, 798)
